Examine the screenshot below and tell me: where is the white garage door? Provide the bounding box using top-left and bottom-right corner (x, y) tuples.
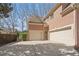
(50, 26), (75, 46)
(29, 30), (44, 41)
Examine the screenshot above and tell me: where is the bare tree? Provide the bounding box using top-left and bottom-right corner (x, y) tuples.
(6, 4), (18, 32)
(16, 4), (28, 32)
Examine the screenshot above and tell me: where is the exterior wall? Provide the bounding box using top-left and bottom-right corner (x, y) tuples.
(45, 6), (62, 30)
(29, 23), (44, 30)
(45, 5), (74, 31)
(53, 5), (62, 21)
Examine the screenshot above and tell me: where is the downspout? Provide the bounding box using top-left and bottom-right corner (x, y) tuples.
(73, 4), (78, 48)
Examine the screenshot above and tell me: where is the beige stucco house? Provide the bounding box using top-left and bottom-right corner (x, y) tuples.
(28, 3), (79, 48)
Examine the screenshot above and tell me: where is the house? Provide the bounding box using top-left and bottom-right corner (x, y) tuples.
(28, 3), (79, 48)
(28, 16), (48, 41)
(44, 3), (79, 48)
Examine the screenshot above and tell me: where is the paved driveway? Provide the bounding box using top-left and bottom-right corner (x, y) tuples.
(0, 41), (79, 56)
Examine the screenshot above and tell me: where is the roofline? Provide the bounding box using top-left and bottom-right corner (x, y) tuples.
(44, 3), (61, 21)
(28, 15), (44, 23)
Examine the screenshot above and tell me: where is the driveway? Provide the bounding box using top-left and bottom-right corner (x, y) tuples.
(0, 41), (79, 56)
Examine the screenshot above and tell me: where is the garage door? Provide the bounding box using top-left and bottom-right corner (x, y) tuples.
(29, 30), (44, 41)
(50, 26), (75, 46)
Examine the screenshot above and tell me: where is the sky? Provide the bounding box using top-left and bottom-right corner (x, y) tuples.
(15, 3), (55, 31)
(0, 3), (55, 31)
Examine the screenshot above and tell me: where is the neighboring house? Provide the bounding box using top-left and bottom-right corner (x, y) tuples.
(28, 16), (48, 41)
(44, 3), (79, 48)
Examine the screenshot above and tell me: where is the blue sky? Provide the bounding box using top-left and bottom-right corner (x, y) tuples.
(15, 3), (55, 31)
(0, 3), (55, 31)
(15, 3), (55, 16)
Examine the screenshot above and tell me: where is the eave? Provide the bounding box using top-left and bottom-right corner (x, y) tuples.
(44, 3), (61, 20)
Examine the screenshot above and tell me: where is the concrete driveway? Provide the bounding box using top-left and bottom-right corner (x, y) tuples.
(0, 41), (79, 56)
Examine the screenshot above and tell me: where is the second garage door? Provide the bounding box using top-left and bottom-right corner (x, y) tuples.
(29, 30), (44, 41)
(49, 26), (75, 46)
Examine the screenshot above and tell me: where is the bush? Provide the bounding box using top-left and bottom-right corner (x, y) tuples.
(18, 31), (28, 41)
(22, 34), (27, 41)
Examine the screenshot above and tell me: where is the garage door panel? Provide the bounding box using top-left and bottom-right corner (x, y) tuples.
(50, 27), (75, 46)
(29, 30), (44, 41)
